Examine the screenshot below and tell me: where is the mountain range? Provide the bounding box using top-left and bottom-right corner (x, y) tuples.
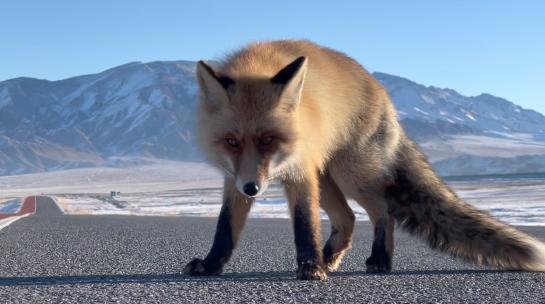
(1, 61), (545, 176)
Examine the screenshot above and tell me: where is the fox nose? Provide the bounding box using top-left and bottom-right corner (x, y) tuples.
(243, 182), (259, 196)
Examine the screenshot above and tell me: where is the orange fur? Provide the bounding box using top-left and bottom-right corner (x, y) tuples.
(187, 39), (545, 280)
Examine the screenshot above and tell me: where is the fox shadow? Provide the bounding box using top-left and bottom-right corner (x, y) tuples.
(0, 269), (517, 286)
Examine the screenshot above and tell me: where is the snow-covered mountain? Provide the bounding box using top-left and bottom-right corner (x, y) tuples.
(0, 61), (200, 175)
(1, 61), (545, 176)
(375, 72), (545, 141)
(373, 73), (545, 166)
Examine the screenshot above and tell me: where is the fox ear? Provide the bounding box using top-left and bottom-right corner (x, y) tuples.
(196, 61), (234, 107)
(271, 56), (308, 108)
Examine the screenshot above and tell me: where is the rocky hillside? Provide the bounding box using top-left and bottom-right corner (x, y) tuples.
(1, 61), (544, 176)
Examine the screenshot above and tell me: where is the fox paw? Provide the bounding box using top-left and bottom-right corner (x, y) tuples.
(323, 250), (347, 272)
(296, 262), (328, 280)
(183, 258), (222, 276)
(365, 254), (392, 273)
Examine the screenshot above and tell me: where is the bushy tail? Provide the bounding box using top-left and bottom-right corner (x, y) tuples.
(386, 138), (545, 271)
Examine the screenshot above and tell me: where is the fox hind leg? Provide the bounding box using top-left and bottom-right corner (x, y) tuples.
(365, 215), (394, 273)
(355, 191), (395, 273)
(319, 173), (355, 272)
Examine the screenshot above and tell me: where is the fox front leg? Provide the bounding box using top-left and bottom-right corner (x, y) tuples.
(285, 170), (327, 280)
(183, 179), (253, 276)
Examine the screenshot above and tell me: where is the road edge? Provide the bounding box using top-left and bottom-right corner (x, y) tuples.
(0, 196), (36, 232)
(48, 196), (66, 214)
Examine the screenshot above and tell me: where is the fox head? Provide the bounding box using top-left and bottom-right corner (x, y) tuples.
(196, 57), (308, 197)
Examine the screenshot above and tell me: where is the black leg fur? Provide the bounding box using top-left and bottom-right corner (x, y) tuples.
(183, 202), (234, 276)
(292, 204), (327, 280)
(366, 219), (392, 273)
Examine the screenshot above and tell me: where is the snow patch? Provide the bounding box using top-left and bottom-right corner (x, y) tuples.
(148, 88), (164, 107)
(34, 177), (545, 226)
(3, 162), (545, 225)
(80, 90), (98, 111)
(414, 107), (430, 116)
(465, 113), (476, 121)
(420, 95), (436, 105)
(0, 88), (11, 109)
(0, 199), (21, 213)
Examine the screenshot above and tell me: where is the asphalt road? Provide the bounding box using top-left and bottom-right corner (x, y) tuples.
(1, 196), (545, 303)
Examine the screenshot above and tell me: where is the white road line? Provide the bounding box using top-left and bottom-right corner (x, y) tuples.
(0, 212), (32, 231)
(0, 196), (36, 232)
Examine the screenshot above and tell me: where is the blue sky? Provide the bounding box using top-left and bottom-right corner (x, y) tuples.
(1, 1), (544, 114)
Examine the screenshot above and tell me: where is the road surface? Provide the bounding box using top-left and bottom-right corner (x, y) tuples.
(0, 196), (544, 303)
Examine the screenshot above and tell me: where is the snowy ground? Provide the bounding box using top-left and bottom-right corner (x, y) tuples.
(420, 134), (545, 162)
(450, 179), (545, 226)
(1, 163), (545, 226)
(51, 179), (545, 226)
(0, 161), (222, 196)
(0, 199), (21, 213)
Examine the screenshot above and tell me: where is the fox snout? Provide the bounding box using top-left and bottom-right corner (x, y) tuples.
(235, 178), (269, 198)
(242, 182), (259, 196)
(229, 145), (273, 198)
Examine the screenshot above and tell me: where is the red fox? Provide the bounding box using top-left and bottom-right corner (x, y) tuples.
(183, 39), (545, 280)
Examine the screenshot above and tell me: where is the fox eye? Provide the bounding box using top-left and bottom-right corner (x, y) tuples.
(226, 138), (239, 147)
(260, 136), (274, 146)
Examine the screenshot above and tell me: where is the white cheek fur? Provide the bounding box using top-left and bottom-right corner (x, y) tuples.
(223, 155), (235, 173)
(268, 152), (288, 179)
(214, 154), (234, 178)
